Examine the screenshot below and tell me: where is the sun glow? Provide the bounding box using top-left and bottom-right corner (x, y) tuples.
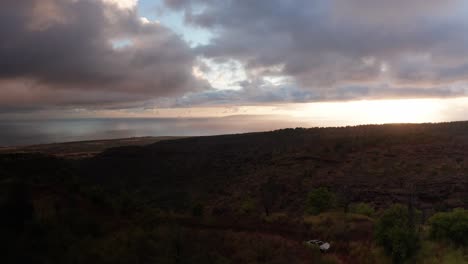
(9, 97), (468, 129)
(296, 98), (449, 126)
(339, 99), (443, 124)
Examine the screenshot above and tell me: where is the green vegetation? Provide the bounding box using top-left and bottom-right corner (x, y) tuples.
(4, 122), (468, 263)
(349, 202), (375, 217)
(375, 204), (420, 263)
(260, 177), (281, 216)
(191, 202), (204, 217)
(412, 240), (468, 264)
(263, 212), (288, 223)
(429, 208), (468, 246)
(306, 187), (336, 215)
(239, 197), (257, 215)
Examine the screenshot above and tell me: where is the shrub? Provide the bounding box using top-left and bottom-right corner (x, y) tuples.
(306, 187), (336, 215)
(429, 208), (468, 246)
(349, 202), (375, 217)
(375, 204), (420, 263)
(192, 203), (204, 217)
(239, 197), (256, 215)
(263, 212), (289, 224)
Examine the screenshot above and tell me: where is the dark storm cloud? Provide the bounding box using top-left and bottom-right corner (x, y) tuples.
(164, 0), (468, 101)
(0, 0), (209, 109)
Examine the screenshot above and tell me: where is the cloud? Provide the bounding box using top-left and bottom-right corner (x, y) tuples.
(160, 82), (466, 109)
(3, 0), (468, 114)
(0, 0), (209, 110)
(332, 0), (462, 25)
(165, 0), (468, 101)
(102, 0), (138, 10)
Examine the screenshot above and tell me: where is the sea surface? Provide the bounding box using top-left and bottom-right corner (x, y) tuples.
(0, 116), (316, 146)
(3, 98), (467, 146)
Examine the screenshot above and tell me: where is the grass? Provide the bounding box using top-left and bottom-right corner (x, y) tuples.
(303, 211), (373, 226)
(412, 240), (468, 264)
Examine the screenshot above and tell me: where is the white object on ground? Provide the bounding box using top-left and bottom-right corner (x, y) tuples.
(305, 240), (331, 252)
(319, 242), (330, 251)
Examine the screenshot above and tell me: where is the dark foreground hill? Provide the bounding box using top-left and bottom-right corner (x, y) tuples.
(2, 121), (468, 263)
(85, 121), (468, 216)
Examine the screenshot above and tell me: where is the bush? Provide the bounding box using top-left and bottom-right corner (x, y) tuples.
(375, 204), (420, 263)
(263, 212), (288, 224)
(429, 208), (468, 246)
(239, 197), (256, 215)
(349, 202), (375, 217)
(192, 203), (204, 217)
(306, 187), (336, 215)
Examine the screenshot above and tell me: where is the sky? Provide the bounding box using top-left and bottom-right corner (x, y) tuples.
(2, 0), (468, 144)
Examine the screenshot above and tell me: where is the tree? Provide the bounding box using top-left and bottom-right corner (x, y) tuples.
(337, 184), (353, 213)
(375, 204), (420, 263)
(260, 177), (281, 216)
(192, 202), (204, 217)
(429, 208), (468, 246)
(306, 187), (336, 215)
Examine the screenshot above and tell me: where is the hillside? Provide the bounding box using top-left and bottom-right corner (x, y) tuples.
(85, 122), (468, 216)
(0, 136), (184, 158)
(3, 121), (468, 263)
